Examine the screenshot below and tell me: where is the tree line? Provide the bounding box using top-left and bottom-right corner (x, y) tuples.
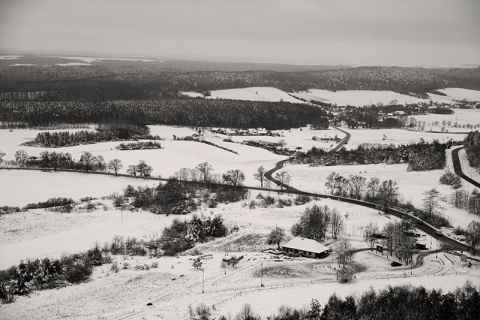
(24, 125), (149, 148)
(324, 172), (451, 228)
(0, 99), (328, 130)
(204, 282), (480, 320)
(2, 64), (480, 101)
(465, 131), (480, 172)
(294, 140), (449, 171)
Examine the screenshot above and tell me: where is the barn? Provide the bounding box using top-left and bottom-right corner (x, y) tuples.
(282, 237), (330, 258)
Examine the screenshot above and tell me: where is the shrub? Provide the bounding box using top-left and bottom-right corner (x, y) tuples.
(278, 198), (292, 207)
(151, 261), (158, 268)
(249, 200), (256, 209)
(338, 267), (355, 283)
(262, 196), (276, 207)
(86, 244), (103, 266)
(111, 262), (119, 273)
(294, 195), (312, 205)
(110, 235), (124, 254)
(62, 257), (93, 284)
(439, 171), (462, 189)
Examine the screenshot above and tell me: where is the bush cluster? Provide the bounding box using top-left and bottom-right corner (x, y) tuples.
(126, 180), (248, 215)
(0, 245), (103, 303)
(295, 140), (450, 172)
(24, 197), (74, 210)
(24, 125), (149, 148)
(117, 141), (162, 150)
(439, 171), (462, 189)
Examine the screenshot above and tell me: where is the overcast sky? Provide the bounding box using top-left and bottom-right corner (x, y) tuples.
(0, 0), (479, 66)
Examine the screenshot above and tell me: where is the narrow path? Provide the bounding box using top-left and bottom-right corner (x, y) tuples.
(451, 146), (480, 188)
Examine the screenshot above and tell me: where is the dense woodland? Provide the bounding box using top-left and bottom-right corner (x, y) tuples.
(0, 99), (327, 130)
(464, 131), (480, 171)
(293, 140), (449, 171)
(24, 126), (149, 147)
(1, 63), (480, 101)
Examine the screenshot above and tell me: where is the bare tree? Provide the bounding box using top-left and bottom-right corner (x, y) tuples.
(108, 158), (123, 176)
(127, 164), (137, 176)
(96, 155), (106, 172)
(378, 179), (399, 208)
(14, 150), (28, 167)
(223, 169), (245, 186)
(254, 166), (266, 188)
(136, 160), (152, 178)
(335, 238), (353, 269)
(348, 175), (366, 199)
(330, 209), (344, 239)
(367, 177), (381, 199)
(275, 171), (291, 191)
(79, 151), (95, 173)
(196, 162), (213, 182)
(422, 188), (442, 219)
(363, 222), (379, 248)
(466, 220), (480, 254)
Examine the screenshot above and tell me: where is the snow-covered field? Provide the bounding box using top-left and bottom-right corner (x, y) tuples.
(283, 162), (480, 229)
(0, 125), (286, 187)
(210, 126), (346, 152)
(437, 88), (480, 102)
(0, 207), (178, 269)
(341, 128), (467, 150)
(0, 170), (155, 207)
(413, 108), (480, 129)
(293, 89), (429, 106)
(293, 88), (480, 106)
(207, 87), (306, 104)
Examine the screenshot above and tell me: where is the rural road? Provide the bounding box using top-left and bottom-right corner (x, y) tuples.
(451, 146), (480, 189)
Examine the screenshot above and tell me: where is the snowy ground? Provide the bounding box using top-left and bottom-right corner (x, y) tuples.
(4, 191), (478, 320)
(0, 125), (286, 188)
(283, 161), (480, 229)
(457, 148), (480, 184)
(413, 108), (480, 129)
(292, 88), (480, 107)
(340, 128), (467, 150)
(293, 89), (429, 107)
(0, 170), (156, 207)
(207, 87), (306, 104)
(437, 88), (480, 102)
(217, 273), (479, 318)
(209, 126), (346, 152)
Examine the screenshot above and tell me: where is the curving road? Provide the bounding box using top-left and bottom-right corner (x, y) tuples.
(451, 146), (480, 189)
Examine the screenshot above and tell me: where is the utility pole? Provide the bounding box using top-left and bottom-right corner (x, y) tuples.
(202, 268), (205, 294)
(224, 252), (227, 275)
(260, 263), (264, 287)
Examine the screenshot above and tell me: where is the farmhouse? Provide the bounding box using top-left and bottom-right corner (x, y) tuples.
(282, 237), (330, 258)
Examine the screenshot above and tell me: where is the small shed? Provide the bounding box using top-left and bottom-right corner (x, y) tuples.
(282, 237), (330, 258)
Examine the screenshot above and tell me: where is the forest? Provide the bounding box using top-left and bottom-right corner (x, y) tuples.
(464, 131), (480, 171)
(0, 99), (327, 130)
(1, 64), (480, 101)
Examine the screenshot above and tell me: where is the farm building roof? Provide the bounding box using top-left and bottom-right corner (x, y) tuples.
(282, 237), (329, 254)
